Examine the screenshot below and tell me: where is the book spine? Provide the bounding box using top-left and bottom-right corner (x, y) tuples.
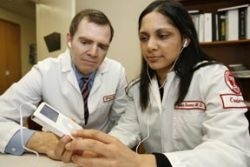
(218, 11), (226, 41)
(247, 6), (250, 39)
(226, 9), (239, 41)
(212, 13), (219, 41)
(198, 14), (204, 42)
(204, 13), (212, 42)
(238, 7), (247, 39)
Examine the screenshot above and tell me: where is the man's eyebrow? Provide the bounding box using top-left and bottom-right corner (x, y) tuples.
(78, 36), (109, 47)
(100, 42), (109, 47)
(78, 37), (92, 41)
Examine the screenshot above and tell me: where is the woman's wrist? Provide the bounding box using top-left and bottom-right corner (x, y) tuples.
(136, 154), (157, 167)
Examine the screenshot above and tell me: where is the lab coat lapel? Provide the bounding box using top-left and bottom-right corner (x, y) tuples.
(150, 77), (162, 113)
(88, 59), (108, 112)
(61, 50), (79, 92)
(89, 59), (108, 95)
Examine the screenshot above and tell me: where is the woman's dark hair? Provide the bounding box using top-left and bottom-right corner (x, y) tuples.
(138, 0), (213, 110)
(69, 9), (114, 42)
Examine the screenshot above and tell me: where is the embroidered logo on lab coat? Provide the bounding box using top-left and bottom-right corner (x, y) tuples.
(224, 70), (241, 95)
(103, 94), (115, 102)
(220, 94), (247, 109)
(175, 101), (206, 111)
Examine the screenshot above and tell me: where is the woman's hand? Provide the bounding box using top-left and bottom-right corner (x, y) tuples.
(54, 135), (74, 162)
(65, 129), (157, 167)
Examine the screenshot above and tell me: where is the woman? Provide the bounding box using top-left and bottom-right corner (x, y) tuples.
(65, 1), (250, 166)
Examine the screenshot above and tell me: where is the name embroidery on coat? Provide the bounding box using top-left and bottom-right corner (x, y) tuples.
(220, 94), (247, 109)
(175, 101), (206, 111)
(103, 94), (115, 102)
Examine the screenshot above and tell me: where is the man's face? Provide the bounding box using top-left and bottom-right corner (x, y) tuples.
(68, 19), (111, 75)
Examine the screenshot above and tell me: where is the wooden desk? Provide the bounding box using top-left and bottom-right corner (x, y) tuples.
(0, 153), (76, 167)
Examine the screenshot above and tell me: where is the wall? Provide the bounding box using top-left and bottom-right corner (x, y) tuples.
(75, 0), (154, 81)
(36, 0), (75, 60)
(0, 7), (36, 75)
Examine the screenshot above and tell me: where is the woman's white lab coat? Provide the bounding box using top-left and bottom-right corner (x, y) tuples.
(110, 64), (250, 167)
(0, 49), (127, 152)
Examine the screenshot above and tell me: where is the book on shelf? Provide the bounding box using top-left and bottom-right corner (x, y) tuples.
(217, 4), (249, 12)
(212, 13), (219, 41)
(198, 14), (204, 42)
(239, 7), (247, 39)
(233, 70), (250, 78)
(247, 6), (250, 39)
(188, 4), (250, 42)
(189, 10), (200, 40)
(226, 9), (239, 40)
(204, 13), (212, 42)
(217, 11), (226, 41)
(229, 64), (250, 79)
(217, 4), (250, 41)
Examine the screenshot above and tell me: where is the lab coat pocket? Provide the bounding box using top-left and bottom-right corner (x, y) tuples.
(173, 110), (205, 149)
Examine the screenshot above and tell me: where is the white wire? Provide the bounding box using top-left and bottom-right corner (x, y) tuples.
(168, 45), (185, 75)
(19, 103), (39, 157)
(135, 67), (152, 154)
(136, 120), (150, 153)
(137, 45), (186, 153)
(146, 46), (184, 89)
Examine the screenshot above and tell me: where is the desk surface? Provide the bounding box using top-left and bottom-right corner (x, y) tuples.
(0, 153), (76, 167)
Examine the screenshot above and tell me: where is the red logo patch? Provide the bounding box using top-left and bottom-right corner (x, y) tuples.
(224, 70), (241, 94)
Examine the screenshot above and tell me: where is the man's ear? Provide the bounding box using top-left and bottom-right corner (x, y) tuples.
(67, 33), (72, 48)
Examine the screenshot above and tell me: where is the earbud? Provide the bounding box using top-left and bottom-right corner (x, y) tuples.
(183, 39), (188, 48)
(68, 42), (72, 48)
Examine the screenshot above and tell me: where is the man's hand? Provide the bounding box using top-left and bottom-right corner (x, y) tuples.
(26, 131), (60, 160)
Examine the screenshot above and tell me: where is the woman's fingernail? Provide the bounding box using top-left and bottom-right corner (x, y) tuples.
(65, 143), (71, 149)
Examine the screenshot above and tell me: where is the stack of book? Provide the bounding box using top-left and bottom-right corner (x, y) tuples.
(189, 4), (250, 42)
(229, 64), (250, 78)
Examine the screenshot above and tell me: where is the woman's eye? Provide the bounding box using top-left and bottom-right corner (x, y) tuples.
(139, 36), (148, 42)
(158, 34), (169, 39)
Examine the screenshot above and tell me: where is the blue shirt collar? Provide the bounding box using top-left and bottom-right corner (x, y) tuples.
(72, 63), (96, 89)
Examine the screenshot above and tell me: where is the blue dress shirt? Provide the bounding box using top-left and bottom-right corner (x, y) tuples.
(5, 64), (96, 155)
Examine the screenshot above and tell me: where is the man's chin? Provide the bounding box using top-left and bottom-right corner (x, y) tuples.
(79, 67), (96, 75)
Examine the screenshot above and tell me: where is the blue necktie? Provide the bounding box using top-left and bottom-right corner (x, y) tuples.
(81, 77), (90, 125)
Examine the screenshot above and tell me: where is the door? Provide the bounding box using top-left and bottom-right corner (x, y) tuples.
(0, 19), (21, 94)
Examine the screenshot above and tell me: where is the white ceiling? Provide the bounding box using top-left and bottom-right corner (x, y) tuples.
(0, 0), (36, 19)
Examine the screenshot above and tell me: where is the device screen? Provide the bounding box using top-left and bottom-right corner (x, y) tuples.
(40, 104), (59, 122)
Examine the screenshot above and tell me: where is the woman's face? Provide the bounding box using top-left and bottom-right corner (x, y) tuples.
(139, 11), (184, 76)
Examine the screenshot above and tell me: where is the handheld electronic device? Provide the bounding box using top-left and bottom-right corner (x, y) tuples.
(31, 102), (82, 138)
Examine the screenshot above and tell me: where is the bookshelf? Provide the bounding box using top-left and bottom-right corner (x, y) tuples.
(177, 0), (250, 127)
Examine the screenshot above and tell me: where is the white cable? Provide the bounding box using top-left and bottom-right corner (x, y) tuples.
(168, 46), (185, 73)
(19, 103), (39, 157)
(135, 67), (152, 153)
(137, 46), (186, 153)
(136, 119), (150, 154)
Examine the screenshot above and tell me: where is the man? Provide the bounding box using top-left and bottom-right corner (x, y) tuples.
(0, 9), (127, 160)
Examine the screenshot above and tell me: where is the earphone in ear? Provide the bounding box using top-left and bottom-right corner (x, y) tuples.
(183, 39), (188, 48)
(68, 42), (72, 48)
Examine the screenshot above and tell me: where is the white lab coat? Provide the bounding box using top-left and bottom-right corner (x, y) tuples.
(0, 49), (127, 152)
(110, 64), (250, 167)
